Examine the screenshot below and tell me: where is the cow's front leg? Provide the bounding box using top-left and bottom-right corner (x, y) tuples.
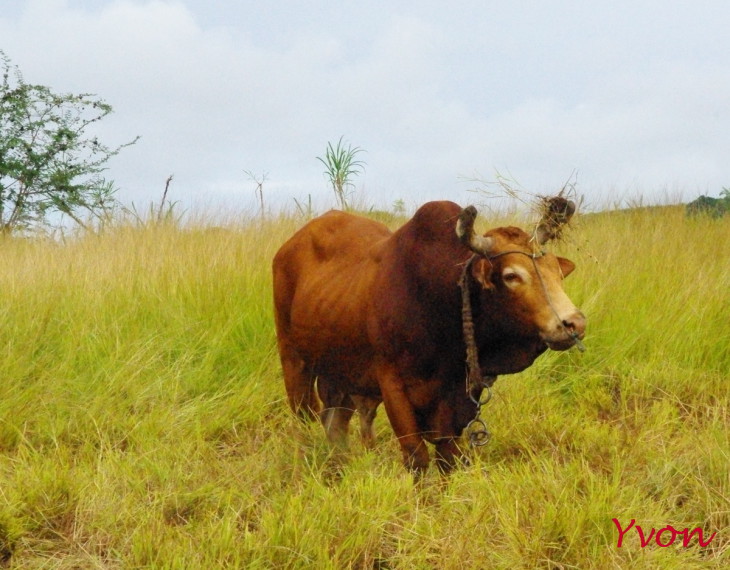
(377, 366), (430, 476)
(431, 399), (467, 475)
(434, 438), (466, 475)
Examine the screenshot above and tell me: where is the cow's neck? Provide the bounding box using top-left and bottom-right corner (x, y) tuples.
(477, 333), (547, 376)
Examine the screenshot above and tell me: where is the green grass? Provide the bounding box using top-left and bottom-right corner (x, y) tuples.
(0, 205), (728, 568)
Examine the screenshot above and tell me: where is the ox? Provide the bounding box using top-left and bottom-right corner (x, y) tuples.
(272, 200), (585, 475)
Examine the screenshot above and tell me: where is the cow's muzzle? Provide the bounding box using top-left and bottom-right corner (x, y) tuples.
(543, 311), (586, 351)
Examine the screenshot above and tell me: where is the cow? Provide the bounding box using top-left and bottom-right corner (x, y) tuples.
(272, 200), (585, 476)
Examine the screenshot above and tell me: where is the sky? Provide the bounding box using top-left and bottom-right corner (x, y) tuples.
(2, 0), (729, 215)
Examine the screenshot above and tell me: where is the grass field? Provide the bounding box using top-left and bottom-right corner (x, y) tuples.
(0, 202), (728, 568)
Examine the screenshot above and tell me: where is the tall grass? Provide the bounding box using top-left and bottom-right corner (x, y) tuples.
(0, 204), (728, 568)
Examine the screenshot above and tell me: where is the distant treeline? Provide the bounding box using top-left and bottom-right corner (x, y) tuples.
(686, 189), (730, 218)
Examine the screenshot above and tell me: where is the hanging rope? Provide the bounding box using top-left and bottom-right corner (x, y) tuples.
(458, 254), (482, 394)
(458, 254), (495, 446)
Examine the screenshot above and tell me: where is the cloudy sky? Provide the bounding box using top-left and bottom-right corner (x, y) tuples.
(2, 0), (729, 214)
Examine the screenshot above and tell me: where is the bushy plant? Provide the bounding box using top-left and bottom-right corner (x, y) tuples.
(316, 136), (365, 210)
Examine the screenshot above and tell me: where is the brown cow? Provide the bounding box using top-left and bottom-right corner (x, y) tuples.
(273, 200), (585, 475)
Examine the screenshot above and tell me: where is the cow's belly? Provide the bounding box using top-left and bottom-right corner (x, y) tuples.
(288, 265), (374, 355)
(289, 303), (370, 358)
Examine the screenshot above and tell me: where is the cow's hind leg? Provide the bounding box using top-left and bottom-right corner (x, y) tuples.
(352, 395), (380, 449)
(279, 341), (319, 420)
(317, 379), (356, 448)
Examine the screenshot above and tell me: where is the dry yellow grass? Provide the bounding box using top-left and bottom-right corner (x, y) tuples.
(0, 204), (728, 568)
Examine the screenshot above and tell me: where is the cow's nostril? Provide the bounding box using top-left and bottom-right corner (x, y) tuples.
(562, 313), (586, 338)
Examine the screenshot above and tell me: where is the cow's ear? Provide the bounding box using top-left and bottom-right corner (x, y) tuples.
(472, 258), (495, 289)
(557, 257), (575, 278)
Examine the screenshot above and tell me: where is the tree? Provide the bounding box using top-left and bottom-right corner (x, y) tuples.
(721, 187), (730, 205)
(0, 50), (138, 234)
(243, 169), (268, 219)
(316, 136), (365, 210)
(686, 191), (729, 218)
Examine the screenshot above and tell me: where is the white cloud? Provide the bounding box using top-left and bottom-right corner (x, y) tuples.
(2, 0), (730, 214)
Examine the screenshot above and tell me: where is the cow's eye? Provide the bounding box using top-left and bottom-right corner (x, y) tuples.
(503, 271), (521, 284)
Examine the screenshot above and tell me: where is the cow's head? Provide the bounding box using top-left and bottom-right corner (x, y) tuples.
(456, 205), (586, 351)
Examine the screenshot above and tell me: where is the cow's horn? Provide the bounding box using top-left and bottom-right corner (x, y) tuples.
(456, 205), (494, 255)
(535, 197), (576, 245)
